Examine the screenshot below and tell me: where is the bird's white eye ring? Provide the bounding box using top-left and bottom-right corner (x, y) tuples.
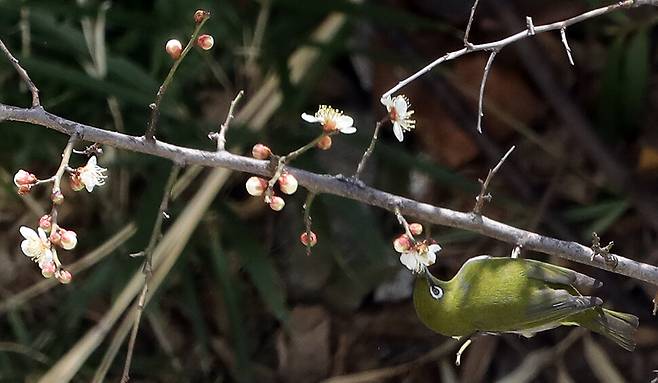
(429, 285), (443, 300)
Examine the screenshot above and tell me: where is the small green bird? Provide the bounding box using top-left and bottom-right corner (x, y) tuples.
(413, 256), (639, 351)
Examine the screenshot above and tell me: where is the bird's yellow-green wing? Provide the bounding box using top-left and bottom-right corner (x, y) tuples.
(521, 259), (602, 291)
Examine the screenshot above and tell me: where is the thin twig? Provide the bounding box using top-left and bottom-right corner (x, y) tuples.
(120, 165), (181, 382)
(354, 118), (387, 180)
(560, 27), (575, 66)
(213, 90), (245, 151)
(473, 146), (515, 214)
(4, 105), (658, 286)
(0, 38), (40, 107)
(381, 0), (649, 99)
(144, 14), (210, 141)
(464, 0), (481, 46)
(394, 207), (416, 243)
(476, 50), (498, 133)
(526, 16), (536, 35)
(264, 132), (336, 201)
(303, 192), (317, 256)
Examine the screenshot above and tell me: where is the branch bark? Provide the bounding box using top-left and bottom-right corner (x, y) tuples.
(2, 103), (658, 287)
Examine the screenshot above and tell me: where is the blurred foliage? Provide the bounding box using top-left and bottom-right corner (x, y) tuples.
(0, 0), (657, 382)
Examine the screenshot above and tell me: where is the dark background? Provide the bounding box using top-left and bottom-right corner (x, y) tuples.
(0, 0), (657, 381)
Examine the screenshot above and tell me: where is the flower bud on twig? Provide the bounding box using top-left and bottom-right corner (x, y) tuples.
(13, 169), (37, 187)
(278, 173), (298, 195)
(51, 189), (64, 204)
(166, 39), (183, 60)
(269, 196), (285, 211)
(61, 230), (78, 250)
(197, 34), (214, 50)
(39, 215), (52, 232)
(300, 231), (317, 247)
(246, 177), (268, 196)
(194, 9), (210, 23)
(316, 135), (332, 150)
(409, 223), (423, 236)
(41, 261), (56, 279)
(393, 234), (412, 253)
(252, 144), (272, 160)
(57, 270), (72, 284)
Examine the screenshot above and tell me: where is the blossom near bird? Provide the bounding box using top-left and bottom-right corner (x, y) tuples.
(394, 235), (441, 273)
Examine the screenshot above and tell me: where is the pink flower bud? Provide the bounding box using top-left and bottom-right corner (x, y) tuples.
(194, 9), (210, 23)
(252, 144), (272, 160)
(197, 34), (214, 50)
(17, 184), (32, 195)
(316, 135), (332, 150)
(166, 39), (183, 60)
(245, 177), (268, 196)
(51, 189), (64, 204)
(70, 173), (84, 191)
(39, 215), (52, 232)
(61, 230), (78, 250)
(393, 234), (412, 253)
(269, 196), (285, 211)
(49, 230), (61, 246)
(13, 169), (37, 186)
(278, 173), (298, 195)
(409, 223), (423, 236)
(57, 270), (72, 284)
(41, 261), (56, 279)
(300, 231), (317, 247)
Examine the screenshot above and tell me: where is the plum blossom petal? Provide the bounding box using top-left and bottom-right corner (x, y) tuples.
(78, 156), (107, 192)
(381, 94), (416, 142)
(302, 105), (356, 135)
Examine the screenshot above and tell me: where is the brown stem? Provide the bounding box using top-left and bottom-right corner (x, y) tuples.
(354, 118), (387, 180)
(215, 90), (245, 151)
(473, 146), (515, 214)
(144, 15), (210, 141)
(463, 0), (481, 46)
(303, 192), (317, 256)
(120, 164), (180, 382)
(0, 38), (40, 107)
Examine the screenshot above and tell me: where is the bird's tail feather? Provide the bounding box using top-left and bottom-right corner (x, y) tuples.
(588, 308), (638, 351)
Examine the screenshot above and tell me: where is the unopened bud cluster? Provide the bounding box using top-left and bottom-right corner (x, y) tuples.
(244, 143), (300, 212)
(245, 172), (297, 211)
(166, 10), (214, 60)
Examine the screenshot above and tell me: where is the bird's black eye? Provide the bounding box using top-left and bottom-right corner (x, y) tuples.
(429, 285), (443, 300)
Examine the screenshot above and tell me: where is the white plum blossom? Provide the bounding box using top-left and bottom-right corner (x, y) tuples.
(381, 94), (416, 142)
(78, 156), (107, 192)
(302, 105), (356, 134)
(20, 226), (54, 266)
(398, 242), (441, 274)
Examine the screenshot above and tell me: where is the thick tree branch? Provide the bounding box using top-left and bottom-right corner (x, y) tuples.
(2, 103), (658, 287)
